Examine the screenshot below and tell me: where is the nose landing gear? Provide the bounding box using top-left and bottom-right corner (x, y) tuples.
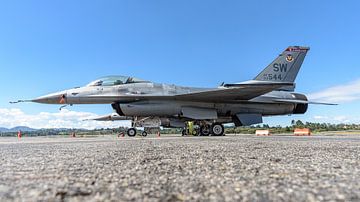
(123, 117), (161, 137)
(127, 128), (137, 137)
(125, 128), (152, 137)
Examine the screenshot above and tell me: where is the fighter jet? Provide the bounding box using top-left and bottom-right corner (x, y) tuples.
(11, 46), (334, 136)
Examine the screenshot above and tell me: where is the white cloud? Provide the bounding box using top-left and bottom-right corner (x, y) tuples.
(333, 116), (349, 122)
(0, 108), (130, 129)
(313, 115), (329, 120)
(312, 115), (356, 124)
(308, 79), (360, 103)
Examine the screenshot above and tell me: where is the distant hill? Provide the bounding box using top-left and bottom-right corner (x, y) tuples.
(0, 127), (90, 133)
(0, 126), (37, 132)
(0, 127), (10, 132)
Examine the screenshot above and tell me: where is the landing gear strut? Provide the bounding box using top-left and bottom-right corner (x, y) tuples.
(182, 121), (199, 136)
(182, 129), (186, 136)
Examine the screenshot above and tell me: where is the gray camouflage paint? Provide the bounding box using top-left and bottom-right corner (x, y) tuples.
(14, 46), (317, 127)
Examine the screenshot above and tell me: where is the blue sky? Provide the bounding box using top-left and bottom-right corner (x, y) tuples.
(1, 0), (360, 128)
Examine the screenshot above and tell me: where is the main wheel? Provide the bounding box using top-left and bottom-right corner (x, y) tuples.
(192, 129), (199, 136)
(200, 125), (211, 136)
(141, 131), (148, 137)
(127, 128), (137, 137)
(211, 123), (224, 136)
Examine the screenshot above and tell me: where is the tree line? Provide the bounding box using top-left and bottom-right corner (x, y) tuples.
(1, 120), (360, 136)
(226, 120), (360, 134)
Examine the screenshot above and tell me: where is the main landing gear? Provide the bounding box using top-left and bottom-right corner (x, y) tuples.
(182, 122), (225, 136)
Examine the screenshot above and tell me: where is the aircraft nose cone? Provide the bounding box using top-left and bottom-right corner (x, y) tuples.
(32, 91), (67, 104)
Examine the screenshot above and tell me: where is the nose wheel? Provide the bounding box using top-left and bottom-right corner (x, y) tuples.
(127, 128), (137, 137)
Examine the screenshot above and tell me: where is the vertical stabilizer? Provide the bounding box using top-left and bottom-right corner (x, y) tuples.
(254, 46), (310, 84)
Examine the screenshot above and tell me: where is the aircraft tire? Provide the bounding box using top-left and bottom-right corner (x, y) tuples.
(127, 128), (137, 137)
(200, 125), (211, 136)
(211, 123), (224, 136)
(141, 131), (148, 137)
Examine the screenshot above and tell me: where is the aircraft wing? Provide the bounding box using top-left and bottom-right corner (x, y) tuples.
(84, 82), (294, 103)
(174, 82), (295, 102)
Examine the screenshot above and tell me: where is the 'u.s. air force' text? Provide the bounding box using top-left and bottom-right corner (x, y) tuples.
(262, 63), (287, 81)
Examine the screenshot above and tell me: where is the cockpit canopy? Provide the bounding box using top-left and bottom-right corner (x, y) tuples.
(86, 76), (149, 87)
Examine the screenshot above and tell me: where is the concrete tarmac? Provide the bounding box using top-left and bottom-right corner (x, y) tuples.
(1, 134), (360, 201)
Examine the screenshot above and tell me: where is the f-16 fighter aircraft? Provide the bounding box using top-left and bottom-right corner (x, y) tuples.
(11, 46), (333, 136)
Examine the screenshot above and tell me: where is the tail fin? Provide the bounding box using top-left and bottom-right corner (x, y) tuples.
(254, 46), (310, 83)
